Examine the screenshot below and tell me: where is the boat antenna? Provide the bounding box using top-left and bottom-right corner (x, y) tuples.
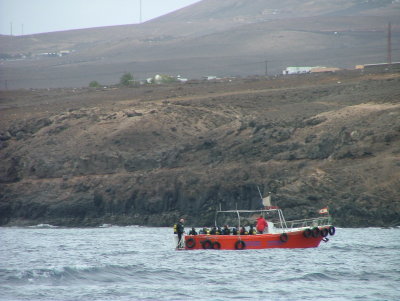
(257, 185), (263, 200)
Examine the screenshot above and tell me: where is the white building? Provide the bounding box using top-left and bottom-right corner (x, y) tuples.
(282, 67), (314, 75)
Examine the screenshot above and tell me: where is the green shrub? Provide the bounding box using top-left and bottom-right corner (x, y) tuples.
(120, 72), (134, 86)
(89, 81), (100, 88)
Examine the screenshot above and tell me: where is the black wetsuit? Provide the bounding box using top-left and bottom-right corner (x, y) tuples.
(223, 227), (231, 235)
(189, 228), (197, 235)
(177, 222), (184, 242)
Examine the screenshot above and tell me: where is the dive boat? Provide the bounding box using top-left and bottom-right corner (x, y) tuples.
(178, 207), (335, 250)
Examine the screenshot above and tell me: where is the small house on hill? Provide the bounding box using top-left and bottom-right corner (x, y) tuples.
(283, 66), (340, 75)
(283, 67), (314, 75)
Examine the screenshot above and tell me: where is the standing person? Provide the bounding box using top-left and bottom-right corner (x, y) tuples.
(176, 218), (185, 247)
(256, 215), (268, 234)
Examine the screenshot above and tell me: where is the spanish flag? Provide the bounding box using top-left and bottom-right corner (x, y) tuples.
(319, 207), (329, 214)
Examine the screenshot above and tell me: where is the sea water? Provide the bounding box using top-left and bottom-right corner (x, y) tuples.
(0, 226), (399, 301)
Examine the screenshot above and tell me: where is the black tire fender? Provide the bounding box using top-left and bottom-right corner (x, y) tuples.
(328, 226), (336, 236)
(280, 233), (289, 242)
(320, 228), (329, 237)
(311, 227), (320, 238)
(186, 238), (196, 249)
(212, 241), (221, 250)
(235, 240), (246, 250)
(201, 239), (213, 249)
(303, 228), (312, 238)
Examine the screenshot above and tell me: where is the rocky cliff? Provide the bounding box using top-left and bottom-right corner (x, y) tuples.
(1, 71), (399, 227)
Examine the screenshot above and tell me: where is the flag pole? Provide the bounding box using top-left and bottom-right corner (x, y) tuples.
(257, 186), (264, 210)
(257, 185), (263, 199)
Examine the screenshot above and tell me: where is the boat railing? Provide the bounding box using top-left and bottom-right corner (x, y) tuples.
(215, 209), (331, 232)
(283, 216), (331, 229)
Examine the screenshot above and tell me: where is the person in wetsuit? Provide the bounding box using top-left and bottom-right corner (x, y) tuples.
(176, 218), (185, 245)
(232, 227), (238, 235)
(189, 227), (197, 235)
(222, 225), (231, 235)
(210, 227), (217, 235)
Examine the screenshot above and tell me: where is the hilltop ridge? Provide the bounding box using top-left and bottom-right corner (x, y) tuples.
(0, 0), (399, 89)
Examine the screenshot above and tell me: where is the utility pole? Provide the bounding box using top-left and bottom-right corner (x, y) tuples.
(387, 22), (392, 65)
(10, 22), (13, 36)
(139, 0), (142, 23)
(265, 60), (268, 76)
(21, 24), (24, 35)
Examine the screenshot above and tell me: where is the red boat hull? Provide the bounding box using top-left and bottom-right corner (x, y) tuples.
(184, 229), (326, 250)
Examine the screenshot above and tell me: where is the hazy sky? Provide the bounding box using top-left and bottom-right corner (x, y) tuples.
(0, 0), (201, 36)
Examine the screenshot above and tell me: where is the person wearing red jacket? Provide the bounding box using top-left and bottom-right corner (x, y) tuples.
(256, 215), (268, 234)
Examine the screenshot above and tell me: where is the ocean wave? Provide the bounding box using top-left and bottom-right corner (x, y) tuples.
(285, 272), (336, 282)
(2, 265), (134, 284)
(1, 263), (188, 286)
(28, 224), (59, 229)
(328, 245), (353, 251)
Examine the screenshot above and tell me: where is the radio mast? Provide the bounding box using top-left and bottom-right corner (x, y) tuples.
(387, 22), (392, 65)
(139, 0), (142, 23)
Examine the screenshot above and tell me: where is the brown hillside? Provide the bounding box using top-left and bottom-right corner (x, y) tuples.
(1, 70), (399, 227)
